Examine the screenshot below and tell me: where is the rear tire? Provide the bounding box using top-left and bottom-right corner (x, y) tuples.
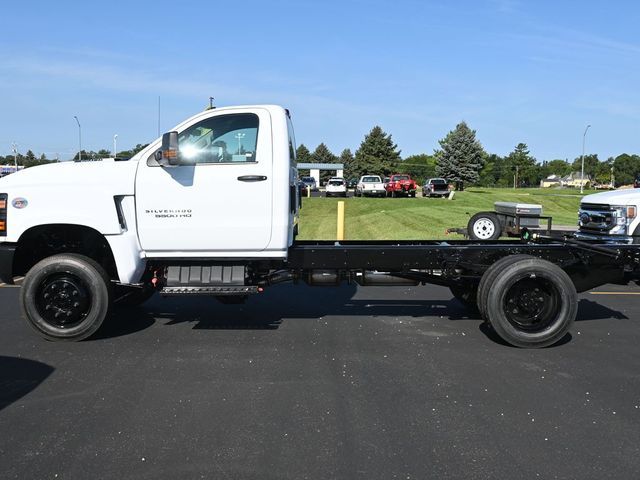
(484, 258), (577, 348)
(477, 254), (533, 319)
(468, 212), (502, 240)
(20, 254), (112, 341)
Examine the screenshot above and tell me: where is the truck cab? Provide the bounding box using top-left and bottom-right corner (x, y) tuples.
(0, 105), (300, 339)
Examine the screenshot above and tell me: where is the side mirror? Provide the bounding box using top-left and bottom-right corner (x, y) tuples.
(155, 131), (180, 166)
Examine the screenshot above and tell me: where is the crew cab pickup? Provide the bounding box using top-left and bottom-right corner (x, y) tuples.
(1, 104), (639, 350)
(384, 174), (417, 197)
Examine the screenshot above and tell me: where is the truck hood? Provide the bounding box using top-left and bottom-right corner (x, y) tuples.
(581, 189), (640, 206)
(0, 159), (138, 194)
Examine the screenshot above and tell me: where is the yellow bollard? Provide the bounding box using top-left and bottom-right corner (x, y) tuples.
(337, 201), (345, 240)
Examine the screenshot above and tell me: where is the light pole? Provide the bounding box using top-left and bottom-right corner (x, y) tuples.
(74, 116), (82, 161)
(580, 124), (591, 194)
(11, 142), (18, 171)
(113, 134), (118, 158)
(611, 166), (615, 188)
(235, 132), (245, 155)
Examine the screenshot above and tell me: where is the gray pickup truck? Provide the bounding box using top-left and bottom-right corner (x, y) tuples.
(422, 178), (449, 198)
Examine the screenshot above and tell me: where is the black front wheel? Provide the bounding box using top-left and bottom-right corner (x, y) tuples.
(21, 254), (112, 341)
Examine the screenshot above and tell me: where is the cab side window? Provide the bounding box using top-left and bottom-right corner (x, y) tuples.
(178, 113), (259, 164)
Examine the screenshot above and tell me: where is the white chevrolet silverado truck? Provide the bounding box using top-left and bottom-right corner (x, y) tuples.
(1, 104), (639, 348)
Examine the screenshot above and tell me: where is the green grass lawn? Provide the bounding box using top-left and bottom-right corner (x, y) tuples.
(298, 187), (589, 240)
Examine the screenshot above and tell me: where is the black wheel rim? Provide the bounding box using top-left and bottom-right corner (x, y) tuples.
(35, 274), (91, 329)
(503, 275), (560, 333)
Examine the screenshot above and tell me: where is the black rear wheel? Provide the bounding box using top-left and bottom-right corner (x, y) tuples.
(484, 258), (577, 348)
(477, 254), (533, 319)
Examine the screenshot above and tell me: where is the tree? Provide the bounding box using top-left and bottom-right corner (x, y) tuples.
(594, 157), (614, 185)
(310, 143), (337, 164)
(310, 143), (338, 183)
(505, 143), (539, 187)
(340, 148), (356, 179)
(352, 126), (401, 179)
(115, 144), (149, 160)
(296, 144), (312, 176)
(613, 154), (640, 186)
(435, 121), (484, 190)
(543, 159), (572, 178)
(401, 154), (436, 182)
(296, 144), (312, 163)
(477, 153), (504, 187)
(571, 154), (600, 181)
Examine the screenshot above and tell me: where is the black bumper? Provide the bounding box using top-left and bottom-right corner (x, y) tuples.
(0, 242), (16, 284)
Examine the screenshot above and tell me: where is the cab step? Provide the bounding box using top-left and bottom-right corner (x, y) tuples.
(160, 285), (258, 296)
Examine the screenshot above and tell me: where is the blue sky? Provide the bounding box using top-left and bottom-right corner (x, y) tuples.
(1, 0), (639, 162)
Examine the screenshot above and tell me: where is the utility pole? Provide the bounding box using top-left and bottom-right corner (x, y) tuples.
(235, 132), (245, 155)
(611, 166), (615, 188)
(113, 134), (118, 158)
(11, 142), (18, 171)
(74, 116), (82, 161)
(514, 165), (519, 188)
(580, 124), (591, 194)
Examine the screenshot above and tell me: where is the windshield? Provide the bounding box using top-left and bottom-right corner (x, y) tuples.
(430, 179), (446, 184)
(393, 175), (409, 181)
(329, 179), (344, 186)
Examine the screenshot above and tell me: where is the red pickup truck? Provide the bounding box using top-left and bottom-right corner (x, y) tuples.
(385, 174), (418, 197)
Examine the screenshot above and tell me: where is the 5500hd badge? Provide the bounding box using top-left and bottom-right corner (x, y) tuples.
(145, 209), (192, 219)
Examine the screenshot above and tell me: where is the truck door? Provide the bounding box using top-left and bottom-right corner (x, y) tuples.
(135, 109), (273, 253)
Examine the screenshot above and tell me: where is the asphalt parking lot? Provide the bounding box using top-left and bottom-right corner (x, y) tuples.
(1, 281), (640, 479)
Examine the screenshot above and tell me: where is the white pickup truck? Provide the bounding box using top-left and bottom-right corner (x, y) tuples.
(1, 104), (638, 348)
(577, 189), (640, 242)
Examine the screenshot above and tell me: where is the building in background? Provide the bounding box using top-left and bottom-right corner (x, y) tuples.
(0, 165), (26, 177)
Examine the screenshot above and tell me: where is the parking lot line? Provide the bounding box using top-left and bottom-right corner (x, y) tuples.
(590, 292), (640, 295)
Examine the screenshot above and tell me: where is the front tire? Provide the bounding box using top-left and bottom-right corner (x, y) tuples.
(21, 254), (113, 341)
